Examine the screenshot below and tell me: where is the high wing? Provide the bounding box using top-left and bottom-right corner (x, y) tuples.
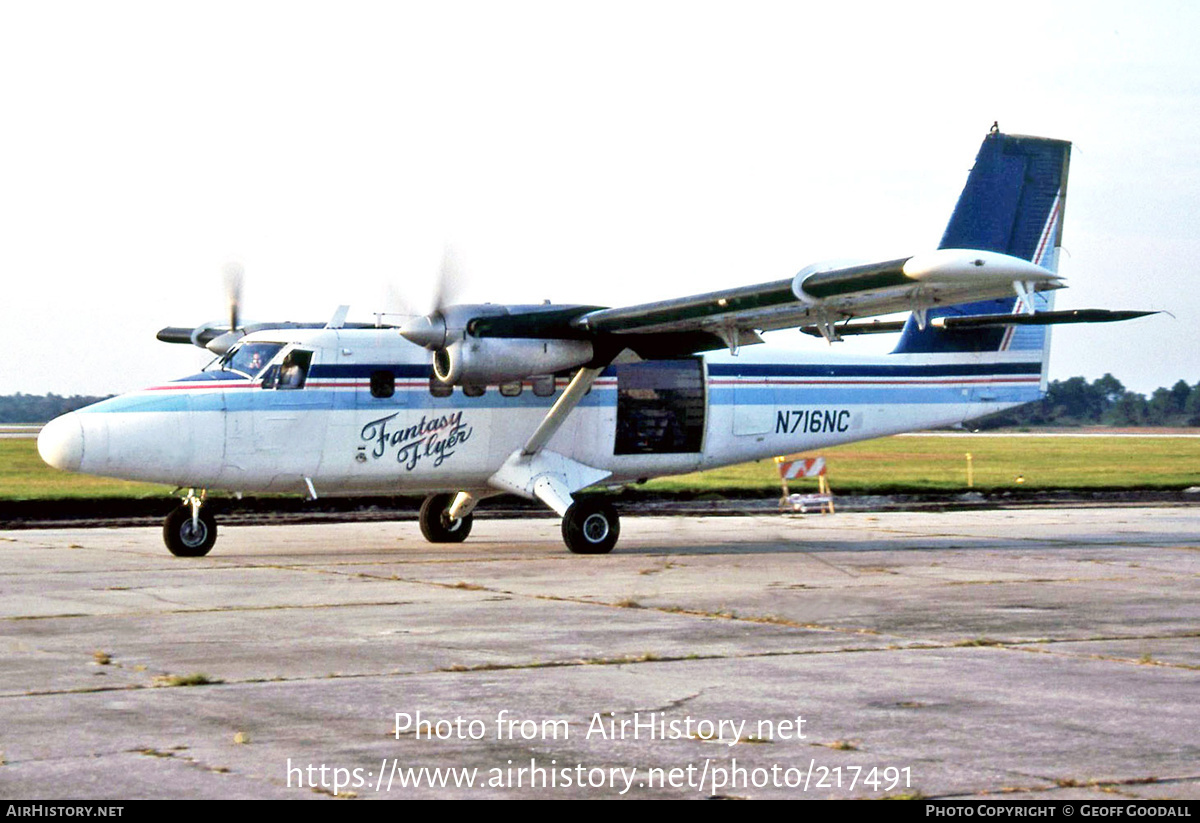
(468, 246), (1147, 351)
(572, 248), (1064, 347)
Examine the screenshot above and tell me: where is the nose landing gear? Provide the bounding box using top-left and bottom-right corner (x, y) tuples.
(418, 493), (474, 543)
(164, 489), (217, 557)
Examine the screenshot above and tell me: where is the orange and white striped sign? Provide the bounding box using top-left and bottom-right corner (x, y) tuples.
(776, 457), (826, 479)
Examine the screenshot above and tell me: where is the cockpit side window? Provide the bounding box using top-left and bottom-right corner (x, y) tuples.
(275, 349), (313, 390)
(216, 342), (284, 379)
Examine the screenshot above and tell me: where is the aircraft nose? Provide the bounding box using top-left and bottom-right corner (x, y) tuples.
(37, 414), (84, 473)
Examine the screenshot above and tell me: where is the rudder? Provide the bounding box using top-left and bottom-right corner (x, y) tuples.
(893, 129), (1071, 354)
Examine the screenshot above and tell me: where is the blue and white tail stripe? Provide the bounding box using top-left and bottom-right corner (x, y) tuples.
(894, 131), (1071, 356)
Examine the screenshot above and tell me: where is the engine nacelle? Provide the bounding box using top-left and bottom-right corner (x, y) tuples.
(433, 338), (594, 386)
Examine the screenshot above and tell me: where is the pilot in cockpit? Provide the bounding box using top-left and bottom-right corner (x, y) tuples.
(280, 362), (303, 388)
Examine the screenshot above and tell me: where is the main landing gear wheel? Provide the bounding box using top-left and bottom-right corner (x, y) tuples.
(419, 493), (473, 543)
(163, 506), (217, 557)
(562, 499), (620, 555)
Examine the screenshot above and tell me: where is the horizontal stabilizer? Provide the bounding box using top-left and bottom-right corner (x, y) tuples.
(930, 309), (1158, 330)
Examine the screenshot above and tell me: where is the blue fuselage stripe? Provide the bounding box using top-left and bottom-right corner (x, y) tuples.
(77, 362), (1043, 415)
(705, 362), (1041, 378)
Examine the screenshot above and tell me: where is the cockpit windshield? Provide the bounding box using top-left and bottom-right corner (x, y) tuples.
(211, 342), (284, 378)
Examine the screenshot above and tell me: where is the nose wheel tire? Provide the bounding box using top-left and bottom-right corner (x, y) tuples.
(163, 506), (217, 557)
(562, 499), (619, 554)
(419, 493), (473, 543)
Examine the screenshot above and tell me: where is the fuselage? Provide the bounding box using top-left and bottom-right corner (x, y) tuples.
(38, 328), (1044, 497)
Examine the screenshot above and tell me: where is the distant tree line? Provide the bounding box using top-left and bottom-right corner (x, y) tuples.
(975, 374), (1200, 428)
(0, 394), (113, 424)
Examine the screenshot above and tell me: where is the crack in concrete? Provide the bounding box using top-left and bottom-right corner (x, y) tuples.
(1006, 643), (1200, 671)
(0, 600), (421, 622)
(5, 631), (1197, 700)
(636, 691), (704, 715)
(129, 745), (236, 778)
(965, 770), (1200, 800)
(0, 644), (935, 698)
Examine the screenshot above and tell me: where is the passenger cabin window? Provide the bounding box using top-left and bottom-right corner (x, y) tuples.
(463, 384), (485, 398)
(531, 376), (556, 397)
(429, 375), (453, 398)
(370, 370), (395, 398)
(499, 381), (522, 397)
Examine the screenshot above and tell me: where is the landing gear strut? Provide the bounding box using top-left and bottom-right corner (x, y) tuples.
(419, 493), (473, 543)
(562, 498), (620, 555)
(163, 489), (217, 557)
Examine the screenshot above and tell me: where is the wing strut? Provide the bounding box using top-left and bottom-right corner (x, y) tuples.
(488, 366), (612, 515)
(521, 366), (603, 456)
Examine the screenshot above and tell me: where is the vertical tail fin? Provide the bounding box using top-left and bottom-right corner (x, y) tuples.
(893, 129), (1071, 354)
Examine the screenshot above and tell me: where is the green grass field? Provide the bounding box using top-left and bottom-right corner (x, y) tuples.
(4, 434), (1200, 500)
(0, 440), (172, 499)
(644, 434), (1200, 494)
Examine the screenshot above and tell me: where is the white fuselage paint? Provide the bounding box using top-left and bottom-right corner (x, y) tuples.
(49, 328), (1044, 498)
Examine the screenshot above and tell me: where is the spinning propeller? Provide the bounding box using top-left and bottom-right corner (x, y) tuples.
(223, 261), (244, 337)
(396, 246), (468, 351)
(155, 260), (250, 354)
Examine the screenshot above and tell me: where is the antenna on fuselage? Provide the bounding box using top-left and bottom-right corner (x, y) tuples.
(325, 305), (350, 329)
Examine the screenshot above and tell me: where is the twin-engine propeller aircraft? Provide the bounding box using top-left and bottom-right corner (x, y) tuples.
(39, 128), (1152, 557)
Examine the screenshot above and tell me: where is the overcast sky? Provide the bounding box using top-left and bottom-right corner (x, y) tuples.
(2, 1), (1197, 396)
